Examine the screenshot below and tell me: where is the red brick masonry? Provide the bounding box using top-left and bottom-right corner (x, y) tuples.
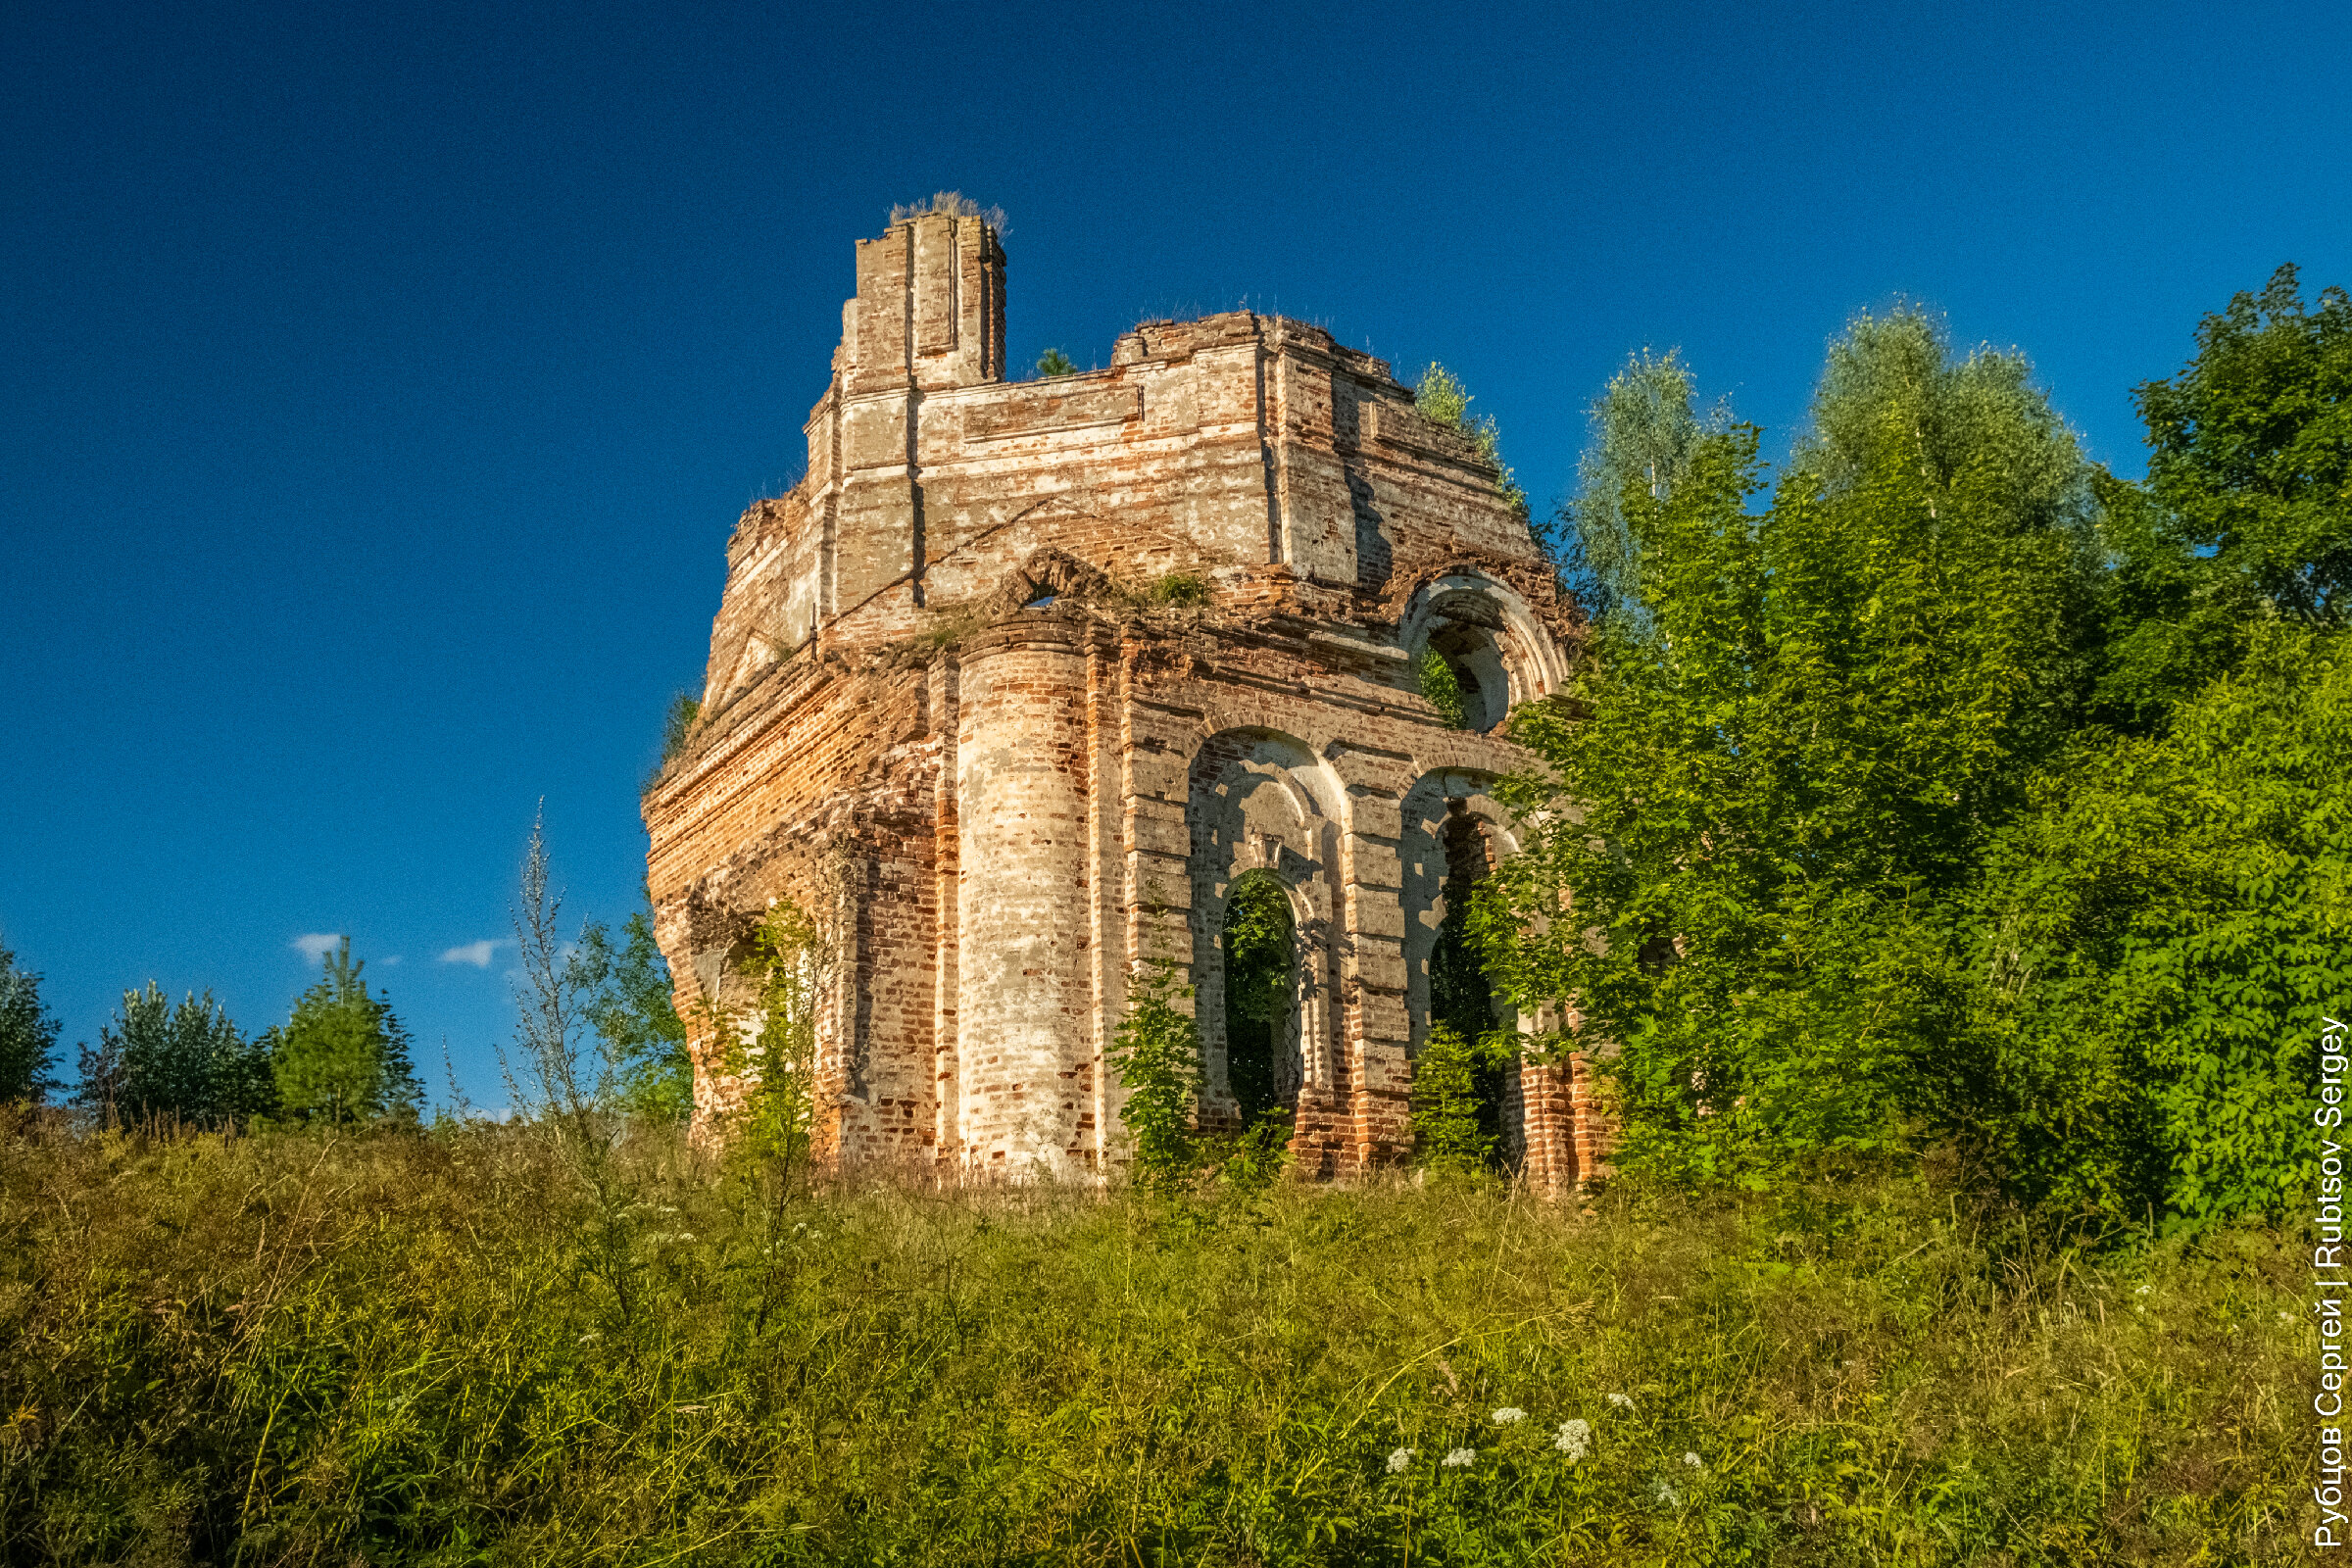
(643, 213), (1612, 1191)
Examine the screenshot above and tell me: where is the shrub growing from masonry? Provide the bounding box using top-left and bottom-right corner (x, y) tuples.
(1415, 645), (1469, 729)
(1414, 362), (1529, 519)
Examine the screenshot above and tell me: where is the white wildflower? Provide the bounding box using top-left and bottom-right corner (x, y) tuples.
(1606, 1393), (1636, 1410)
(1554, 1419), (1592, 1460)
(1442, 1447), (1476, 1468)
(1683, 1451), (1704, 1471)
(1654, 1480), (1681, 1507)
(2133, 1284), (2152, 1297)
(1492, 1406), (1527, 1426)
(1386, 1447), (1414, 1474)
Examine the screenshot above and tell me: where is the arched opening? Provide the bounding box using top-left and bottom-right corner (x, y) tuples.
(1221, 869), (1296, 1126)
(1428, 812), (1508, 1161)
(1423, 621), (1509, 732)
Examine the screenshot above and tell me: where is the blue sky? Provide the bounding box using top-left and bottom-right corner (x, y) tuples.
(3, 0), (2345, 1106)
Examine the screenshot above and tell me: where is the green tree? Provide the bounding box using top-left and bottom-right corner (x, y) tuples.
(1476, 308), (2102, 1189)
(271, 939), (420, 1125)
(2139, 265), (2352, 627)
(1036, 348), (1077, 377)
(0, 941), (61, 1102)
(1955, 268), (2352, 1228)
(2093, 266), (2352, 729)
(576, 906), (693, 1121)
(1555, 348), (1717, 626)
(75, 983), (273, 1127)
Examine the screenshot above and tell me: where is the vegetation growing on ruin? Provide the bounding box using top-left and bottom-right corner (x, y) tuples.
(1106, 956), (1205, 1197)
(1409, 1021), (1508, 1175)
(1483, 268), (2352, 1234)
(1035, 347), (1077, 377)
(1415, 644), (1469, 728)
(659, 691), (701, 764)
(0, 1115), (2303, 1564)
(1415, 362), (1531, 521)
(887, 189), (1006, 233)
(1220, 871), (1293, 1126)
(1143, 570), (1209, 607)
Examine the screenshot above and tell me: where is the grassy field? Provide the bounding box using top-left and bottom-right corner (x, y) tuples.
(0, 1111), (2307, 1565)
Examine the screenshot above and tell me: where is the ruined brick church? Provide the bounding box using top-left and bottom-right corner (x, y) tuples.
(642, 210), (1606, 1189)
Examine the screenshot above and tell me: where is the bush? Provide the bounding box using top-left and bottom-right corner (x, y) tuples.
(1411, 1023), (1506, 1174)
(1148, 571), (1209, 607)
(1107, 959), (1202, 1196)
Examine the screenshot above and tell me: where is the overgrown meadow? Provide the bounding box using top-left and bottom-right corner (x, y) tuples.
(0, 1113), (2303, 1565)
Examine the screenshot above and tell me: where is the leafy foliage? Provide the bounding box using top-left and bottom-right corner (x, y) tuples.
(2136, 264), (2352, 627)
(270, 939), (418, 1126)
(1146, 570), (1209, 606)
(1553, 348), (1718, 627)
(1415, 644), (1468, 729)
(1411, 1022), (1508, 1175)
(1107, 956), (1203, 1195)
(712, 899), (828, 1208)
(0, 942), (60, 1103)
(1477, 309), (2105, 1188)
(1965, 625), (2352, 1227)
(1035, 347), (1077, 377)
(1480, 279), (2350, 1230)
(75, 984), (275, 1128)
(2092, 266), (2352, 729)
(575, 907), (691, 1121)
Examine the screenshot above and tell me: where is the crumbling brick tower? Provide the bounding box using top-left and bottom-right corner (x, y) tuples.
(642, 211), (1608, 1187)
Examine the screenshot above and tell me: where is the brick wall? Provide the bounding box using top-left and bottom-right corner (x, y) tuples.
(643, 213), (1606, 1191)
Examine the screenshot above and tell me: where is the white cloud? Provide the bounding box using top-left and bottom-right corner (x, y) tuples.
(291, 932), (342, 963)
(380, 955), (403, 966)
(439, 939), (505, 968)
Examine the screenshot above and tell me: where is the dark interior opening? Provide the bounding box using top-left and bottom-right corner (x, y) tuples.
(1425, 622), (1501, 731)
(1429, 812), (1508, 1160)
(1222, 870), (1295, 1126)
